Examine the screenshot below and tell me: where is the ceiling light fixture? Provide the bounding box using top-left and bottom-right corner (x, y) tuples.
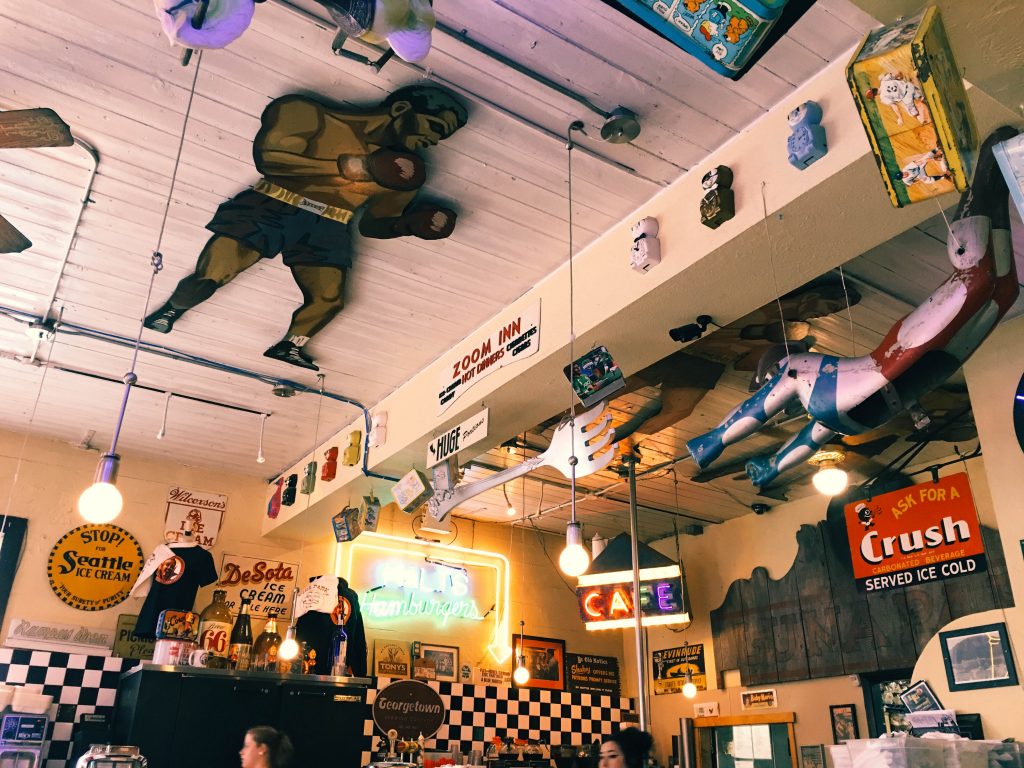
(808, 448), (849, 496)
(682, 668), (697, 699)
(668, 315), (717, 344)
(277, 587), (301, 661)
(256, 413), (268, 464)
(500, 438), (518, 456)
(512, 619), (530, 685)
(77, 52), (204, 525)
(502, 485), (516, 517)
(558, 121), (591, 579)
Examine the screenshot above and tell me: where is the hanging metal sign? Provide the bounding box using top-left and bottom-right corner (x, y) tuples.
(47, 525), (143, 611)
(164, 486), (226, 547)
(844, 472), (986, 593)
(436, 301), (540, 412)
(426, 408), (489, 468)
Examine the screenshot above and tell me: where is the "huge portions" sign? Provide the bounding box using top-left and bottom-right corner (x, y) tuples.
(844, 473), (985, 593)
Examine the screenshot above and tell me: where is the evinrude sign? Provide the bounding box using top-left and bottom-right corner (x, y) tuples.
(844, 472), (985, 593)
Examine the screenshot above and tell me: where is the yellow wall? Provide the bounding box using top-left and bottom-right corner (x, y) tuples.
(0, 428), (621, 673)
(630, 453), (1009, 764)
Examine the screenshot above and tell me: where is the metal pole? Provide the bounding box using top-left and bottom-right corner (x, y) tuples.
(626, 452), (649, 731)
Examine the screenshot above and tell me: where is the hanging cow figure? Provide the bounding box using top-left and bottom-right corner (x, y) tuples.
(687, 126), (1021, 488)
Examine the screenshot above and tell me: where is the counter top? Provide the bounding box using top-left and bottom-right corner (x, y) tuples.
(122, 662), (373, 688)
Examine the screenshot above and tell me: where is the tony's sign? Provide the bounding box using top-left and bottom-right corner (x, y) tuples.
(844, 472), (985, 593)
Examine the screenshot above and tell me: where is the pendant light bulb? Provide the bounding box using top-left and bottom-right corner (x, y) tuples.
(278, 626), (299, 661)
(558, 520), (590, 577)
(513, 658), (530, 685)
(513, 619), (529, 685)
(682, 668), (697, 698)
(78, 453), (123, 524)
(812, 464), (848, 496)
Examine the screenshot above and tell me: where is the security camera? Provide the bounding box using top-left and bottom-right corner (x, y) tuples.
(669, 315), (715, 343)
(751, 503), (770, 515)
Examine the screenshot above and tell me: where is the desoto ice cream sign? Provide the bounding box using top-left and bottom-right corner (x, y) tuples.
(844, 473), (985, 593)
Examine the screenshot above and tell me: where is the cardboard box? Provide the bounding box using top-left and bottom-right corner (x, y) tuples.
(847, 6), (977, 207)
(392, 468), (434, 512)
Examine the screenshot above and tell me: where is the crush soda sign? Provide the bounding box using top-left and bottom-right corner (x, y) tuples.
(844, 472), (986, 593)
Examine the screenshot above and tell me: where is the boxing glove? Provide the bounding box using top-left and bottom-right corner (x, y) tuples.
(395, 204), (457, 239)
(338, 148), (425, 191)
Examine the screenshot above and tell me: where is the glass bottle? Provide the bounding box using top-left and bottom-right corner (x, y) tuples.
(197, 589), (233, 669)
(252, 613), (282, 671)
(330, 619), (348, 677)
(228, 597), (254, 671)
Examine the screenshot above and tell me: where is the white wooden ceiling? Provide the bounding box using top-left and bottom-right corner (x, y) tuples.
(455, 209), (1024, 543)
(0, 0), (878, 480)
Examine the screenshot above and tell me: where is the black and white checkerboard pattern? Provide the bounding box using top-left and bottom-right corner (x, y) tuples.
(0, 649), (634, 768)
(363, 680), (635, 762)
(0, 648), (129, 768)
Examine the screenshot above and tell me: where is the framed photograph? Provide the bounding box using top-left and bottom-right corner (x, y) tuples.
(418, 643), (459, 683)
(512, 634), (566, 690)
(800, 745), (825, 768)
(899, 680), (942, 712)
(830, 704), (859, 743)
(939, 622), (1019, 691)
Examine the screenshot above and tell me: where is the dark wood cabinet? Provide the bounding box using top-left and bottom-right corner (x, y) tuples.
(114, 666), (370, 768)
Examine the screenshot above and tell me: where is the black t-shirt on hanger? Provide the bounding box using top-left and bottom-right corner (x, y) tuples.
(134, 544), (219, 638)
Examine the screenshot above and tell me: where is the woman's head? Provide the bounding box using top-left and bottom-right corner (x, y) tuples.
(600, 728), (654, 768)
(241, 726), (294, 768)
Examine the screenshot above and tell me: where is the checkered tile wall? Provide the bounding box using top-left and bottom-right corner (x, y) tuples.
(0, 648), (129, 768)
(0, 649), (635, 768)
(363, 679), (636, 762)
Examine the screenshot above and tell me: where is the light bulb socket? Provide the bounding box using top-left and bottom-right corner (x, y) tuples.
(94, 453), (120, 485)
(565, 520), (583, 547)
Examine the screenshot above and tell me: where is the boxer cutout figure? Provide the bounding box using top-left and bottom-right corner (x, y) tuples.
(145, 85), (467, 370)
(687, 126), (1020, 489)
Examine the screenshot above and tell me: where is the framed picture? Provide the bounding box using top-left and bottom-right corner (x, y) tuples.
(830, 704), (859, 743)
(512, 634), (566, 690)
(939, 622), (1019, 691)
(899, 680), (942, 712)
(800, 745), (825, 768)
(418, 643), (459, 683)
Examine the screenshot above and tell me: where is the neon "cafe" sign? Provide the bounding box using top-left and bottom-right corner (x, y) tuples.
(576, 565), (688, 630)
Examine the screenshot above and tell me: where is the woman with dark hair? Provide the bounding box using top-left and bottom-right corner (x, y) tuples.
(240, 726), (294, 768)
(600, 728), (654, 768)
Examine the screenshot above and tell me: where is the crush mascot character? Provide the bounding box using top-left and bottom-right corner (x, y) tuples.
(145, 85), (467, 370)
(687, 126), (1020, 488)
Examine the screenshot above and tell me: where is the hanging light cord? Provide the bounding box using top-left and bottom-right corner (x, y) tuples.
(566, 121), (584, 527)
(102, 53), (205, 462)
(759, 182), (791, 362)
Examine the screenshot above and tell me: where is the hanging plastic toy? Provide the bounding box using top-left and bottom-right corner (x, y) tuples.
(687, 126), (1020, 489)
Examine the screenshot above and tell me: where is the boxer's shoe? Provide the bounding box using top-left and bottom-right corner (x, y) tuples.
(264, 340), (320, 371)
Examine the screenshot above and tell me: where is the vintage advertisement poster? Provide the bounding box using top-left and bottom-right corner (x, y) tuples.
(46, 525), (143, 611)
(164, 486), (226, 547)
(844, 473), (985, 593)
(217, 553), (298, 619)
(374, 640), (412, 678)
(652, 643), (707, 695)
(436, 301), (540, 412)
(112, 614), (156, 660)
(741, 689), (778, 709)
(566, 653), (620, 697)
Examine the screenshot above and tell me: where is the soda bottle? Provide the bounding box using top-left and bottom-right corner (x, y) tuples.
(197, 590), (232, 669)
(330, 620), (348, 677)
(252, 612), (282, 671)
(228, 597), (254, 671)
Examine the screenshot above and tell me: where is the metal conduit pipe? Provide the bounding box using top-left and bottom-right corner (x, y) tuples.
(29, 136), (100, 364)
(266, 0), (660, 182)
(0, 304), (399, 482)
